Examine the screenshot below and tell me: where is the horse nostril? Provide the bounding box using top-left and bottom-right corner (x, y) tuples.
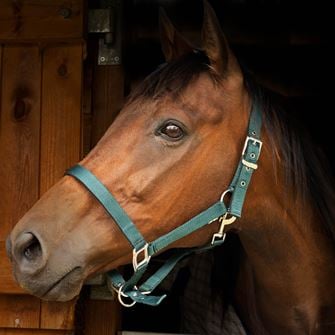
(23, 236), (42, 261)
(14, 232), (43, 263)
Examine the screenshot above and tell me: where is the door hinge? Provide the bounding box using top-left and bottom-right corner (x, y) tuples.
(88, 0), (122, 65)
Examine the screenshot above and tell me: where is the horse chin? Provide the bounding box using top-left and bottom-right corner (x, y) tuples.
(19, 267), (84, 302)
(43, 268), (84, 301)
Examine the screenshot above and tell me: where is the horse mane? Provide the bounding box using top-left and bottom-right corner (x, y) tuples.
(128, 50), (335, 243)
(249, 79), (335, 242)
(128, 51), (220, 102)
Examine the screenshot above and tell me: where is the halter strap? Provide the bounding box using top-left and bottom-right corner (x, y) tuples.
(66, 165), (146, 251)
(229, 104), (263, 217)
(67, 165), (228, 306)
(66, 101), (263, 307)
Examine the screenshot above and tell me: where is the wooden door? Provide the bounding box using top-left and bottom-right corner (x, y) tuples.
(0, 1), (83, 333)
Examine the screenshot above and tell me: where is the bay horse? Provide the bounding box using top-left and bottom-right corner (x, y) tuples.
(6, 2), (335, 334)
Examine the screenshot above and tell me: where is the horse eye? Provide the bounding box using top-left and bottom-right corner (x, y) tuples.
(158, 121), (185, 141)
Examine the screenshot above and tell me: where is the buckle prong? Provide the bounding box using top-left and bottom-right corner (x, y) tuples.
(242, 159), (258, 170)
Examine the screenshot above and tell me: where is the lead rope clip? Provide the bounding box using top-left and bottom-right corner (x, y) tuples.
(211, 212), (236, 245)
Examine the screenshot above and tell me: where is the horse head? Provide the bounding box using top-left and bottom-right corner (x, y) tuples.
(7, 1), (258, 302)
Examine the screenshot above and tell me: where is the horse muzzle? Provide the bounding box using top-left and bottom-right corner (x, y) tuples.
(6, 231), (85, 301)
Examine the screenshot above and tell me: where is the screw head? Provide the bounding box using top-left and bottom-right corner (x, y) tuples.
(58, 8), (72, 19)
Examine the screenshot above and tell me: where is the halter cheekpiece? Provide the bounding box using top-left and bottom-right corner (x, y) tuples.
(66, 101), (263, 307)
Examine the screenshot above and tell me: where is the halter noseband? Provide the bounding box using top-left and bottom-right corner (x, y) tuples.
(66, 101), (262, 307)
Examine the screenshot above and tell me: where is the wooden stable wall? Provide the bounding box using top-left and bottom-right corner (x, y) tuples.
(0, 1), (123, 334)
(0, 1), (83, 334)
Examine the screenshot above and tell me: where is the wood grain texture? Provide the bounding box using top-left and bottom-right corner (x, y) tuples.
(82, 60), (93, 156)
(0, 45), (41, 294)
(0, 45), (41, 241)
(0, 0), (83, 42)
(0, 329), (73, 335)
(83, 300), (121, 335)
(40, 301), (76, 330)
(0, 5), (84, 332)
(39, 44), (83, 331)
(40, 44), (82, 193)
(91, 65), (124, 146)
(0, 295), (40, 328)
(0, 242), (25, 294)
(0, 45), (2, 101)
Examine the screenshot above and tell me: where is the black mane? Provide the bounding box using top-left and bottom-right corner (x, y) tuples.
(128, 51), (220, 102)
(251, 81), (335, 241)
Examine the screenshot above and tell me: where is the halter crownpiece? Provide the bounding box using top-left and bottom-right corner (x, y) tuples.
(66, 101), (263, 307)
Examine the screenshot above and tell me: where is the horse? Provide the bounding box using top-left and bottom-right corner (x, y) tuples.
(6, 1), (335, 334)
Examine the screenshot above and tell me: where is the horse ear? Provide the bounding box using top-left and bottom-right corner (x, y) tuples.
(159, 8), (194, 62)
(201, 0), (237, 76)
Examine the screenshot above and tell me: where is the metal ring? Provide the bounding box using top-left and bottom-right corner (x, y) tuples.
(117, 284), (136, 308)
(220, 188), (233, 203)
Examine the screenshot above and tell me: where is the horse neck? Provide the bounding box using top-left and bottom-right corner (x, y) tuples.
(234, 131), (335, 334)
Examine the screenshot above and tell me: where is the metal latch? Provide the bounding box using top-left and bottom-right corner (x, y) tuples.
(88, 0), (122, 65)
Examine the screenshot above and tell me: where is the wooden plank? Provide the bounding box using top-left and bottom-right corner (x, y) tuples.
(40, 301), (75, 330)
(84, 300), (121, 335)
(0, 45), (2, 95)
(39, 43), (83, 330)
(0, 242), (25, 294)
(91, 65), (124, 146)
(0, 44), (41, 296)
(40, 44), (82, 193)
(82, 59), (93, 156)
(0, 0), (83, 42)
(0, 329), (73, 335)
(0, 295), (40, 328)
(0, 44), (41, 240)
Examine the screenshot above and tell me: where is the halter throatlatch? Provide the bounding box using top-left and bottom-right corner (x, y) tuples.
(66, 101), (263, 307)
